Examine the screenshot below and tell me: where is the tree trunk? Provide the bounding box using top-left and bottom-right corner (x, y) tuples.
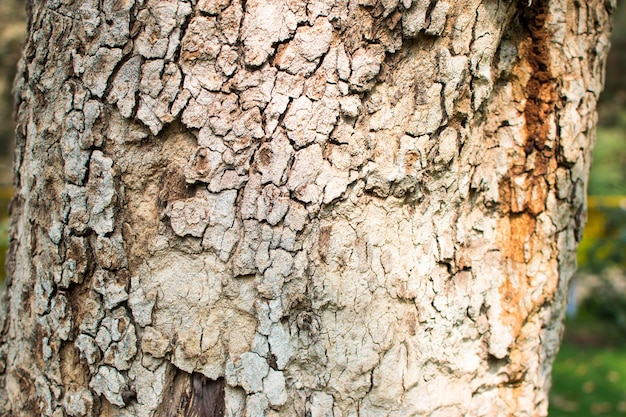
(0, 0), (612, 415)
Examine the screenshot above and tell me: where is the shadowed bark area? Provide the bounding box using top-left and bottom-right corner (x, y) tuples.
(156, 371), (225, 417)
(521, 0), (557, 155)
(0, 0), (613, 416)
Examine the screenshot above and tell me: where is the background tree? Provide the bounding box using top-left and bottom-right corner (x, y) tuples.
(0, 0), (613, 416)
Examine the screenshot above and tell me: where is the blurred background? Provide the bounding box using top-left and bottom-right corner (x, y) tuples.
(0, 0), (624, 415)
(0, 0), (24, 279)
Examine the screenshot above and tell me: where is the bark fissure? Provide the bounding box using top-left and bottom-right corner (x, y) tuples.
(521, 0), (557, 155)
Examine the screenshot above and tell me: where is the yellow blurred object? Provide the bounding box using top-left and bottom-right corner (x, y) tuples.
(587, 195), (626, 209)
(584, 196), (626, 239)
(578, 195), (626, 270)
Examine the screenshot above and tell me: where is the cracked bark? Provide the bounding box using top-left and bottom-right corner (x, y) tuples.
(0, 0), (613, 416)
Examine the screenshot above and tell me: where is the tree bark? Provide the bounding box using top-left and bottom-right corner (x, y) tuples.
(0, 0), (613, 416)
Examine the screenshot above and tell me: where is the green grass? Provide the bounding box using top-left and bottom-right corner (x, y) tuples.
(550, 319), (626, 417)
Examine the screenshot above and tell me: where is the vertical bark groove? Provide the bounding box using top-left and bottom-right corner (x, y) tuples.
(521, 0), (557, 155)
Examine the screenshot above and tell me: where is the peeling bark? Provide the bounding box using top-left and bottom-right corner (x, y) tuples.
(0, 0), (613, 416)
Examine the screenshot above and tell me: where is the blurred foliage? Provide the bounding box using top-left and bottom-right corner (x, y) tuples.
(576, 127), (626, 332)
(588, 128), (626, 196)
(580, 280), (626, 340)
(0, 0), (26, 159)
(0, 0), (24, 282)
(577, 196), (626, 272)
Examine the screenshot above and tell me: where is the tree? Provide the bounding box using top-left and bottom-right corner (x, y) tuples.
(0, 0), (613, 415)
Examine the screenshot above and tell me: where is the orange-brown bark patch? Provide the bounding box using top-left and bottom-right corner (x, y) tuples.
(498, 213), (537, 264)
(496, 213), (537, 335)
(499, 273), (526, 339)
(404, 151), (420, 175)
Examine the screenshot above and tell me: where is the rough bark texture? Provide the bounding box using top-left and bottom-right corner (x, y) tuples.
(0, 0), (613, 416)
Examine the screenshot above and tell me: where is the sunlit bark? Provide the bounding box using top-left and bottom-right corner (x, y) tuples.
(0, 0), (612, 415)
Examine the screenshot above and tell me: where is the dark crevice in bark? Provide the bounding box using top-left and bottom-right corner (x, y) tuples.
(519, 0), (556, 156)
(423, 0), (439, 29)
(128, 0), (142, 39)
(172, 7), (194, 65)
(493, 1), (556, 218)
(156, 368), (225, 417)
(102, 52), (141, 104)
(187, 373), (226, 417)
(157, 161), (195, 216)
